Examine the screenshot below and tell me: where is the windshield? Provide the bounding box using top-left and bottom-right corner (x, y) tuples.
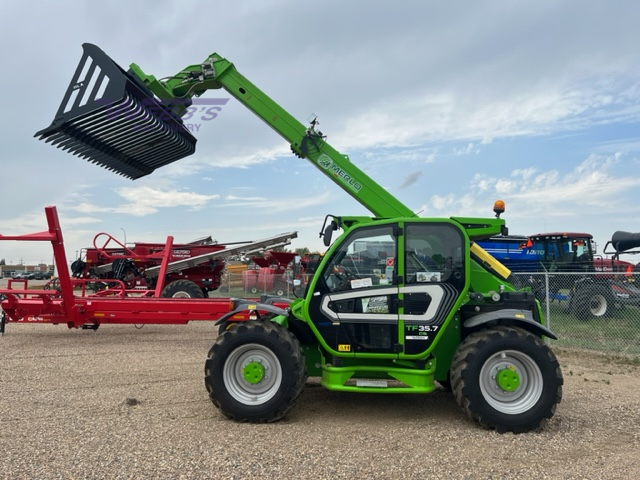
(534, 237), (593, 263)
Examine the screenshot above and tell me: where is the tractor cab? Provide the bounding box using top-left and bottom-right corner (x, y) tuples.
(527, 232), (595, 272)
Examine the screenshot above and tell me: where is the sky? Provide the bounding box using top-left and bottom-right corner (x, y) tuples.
(1, 0), (640, 270)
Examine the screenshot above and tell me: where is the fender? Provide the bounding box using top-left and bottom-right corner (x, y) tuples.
(463, 308), (557, 340)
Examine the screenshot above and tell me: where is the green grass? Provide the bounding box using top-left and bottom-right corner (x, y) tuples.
(545, 301), (640, 356)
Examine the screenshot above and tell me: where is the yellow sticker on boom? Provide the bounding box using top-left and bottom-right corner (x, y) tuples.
(338, 344), (351, 352)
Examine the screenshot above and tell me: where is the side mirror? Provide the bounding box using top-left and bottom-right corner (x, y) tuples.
(323, 221), (338, 247)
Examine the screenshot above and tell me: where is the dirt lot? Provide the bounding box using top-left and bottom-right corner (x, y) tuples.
(1, 322), (639, 479)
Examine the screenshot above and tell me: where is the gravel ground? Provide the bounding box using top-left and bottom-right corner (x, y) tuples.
(1, 322), (639, 479)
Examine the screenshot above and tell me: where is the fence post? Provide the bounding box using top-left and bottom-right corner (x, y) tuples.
(543, 269), (551, 345)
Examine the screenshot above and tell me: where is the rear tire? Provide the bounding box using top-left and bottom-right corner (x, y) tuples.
(573, 285), (613, 320)
(161, 279), (204, 298)
(204, 320), (306, 422)
(451, 326), (563, 433)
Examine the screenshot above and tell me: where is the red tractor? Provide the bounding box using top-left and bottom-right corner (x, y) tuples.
(523, 231), (640, 319)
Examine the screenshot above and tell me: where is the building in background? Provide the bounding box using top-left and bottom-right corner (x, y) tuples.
(0, 263), (54, 279)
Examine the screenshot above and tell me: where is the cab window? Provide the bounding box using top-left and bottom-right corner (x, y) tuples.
(404, 223), (464, 289)
(323, 226), (396, 293)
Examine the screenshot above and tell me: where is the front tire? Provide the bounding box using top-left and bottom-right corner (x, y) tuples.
(204, 320), (306, 422)
(161, 279), (204, 298)
(451, 326), (563, 433)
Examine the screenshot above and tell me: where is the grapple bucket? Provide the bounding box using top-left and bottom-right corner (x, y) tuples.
(35, 43), (196, 179)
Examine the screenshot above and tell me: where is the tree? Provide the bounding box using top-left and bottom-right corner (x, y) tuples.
(269, 246), (291, 253)
(295, 247), (310, 256)
(0, 258), (5, 266)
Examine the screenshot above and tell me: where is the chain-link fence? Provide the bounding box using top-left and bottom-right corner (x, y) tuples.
(512, 271), (640, 356)
(211, 271), (640, 356)
(211, 272), (307, 300)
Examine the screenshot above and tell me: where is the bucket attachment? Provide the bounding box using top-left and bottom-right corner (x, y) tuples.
(35, 43), (196, 179)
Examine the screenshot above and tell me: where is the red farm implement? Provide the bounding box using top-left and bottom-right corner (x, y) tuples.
(243, 251), (298, 296)
(70, 227), (296, 299)
(0, 206), (295, 333)
(241, 251), (322, 296)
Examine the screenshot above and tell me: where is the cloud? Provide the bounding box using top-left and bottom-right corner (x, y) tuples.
(453, 143), (478, 156)
(332, 84), (640, 153)
(68, 186), (220, 216)
(59, 216), (103, 226)
(433, 154), (640, 219)
(155, 143), (293, 179)
(222, 192), (332, 213)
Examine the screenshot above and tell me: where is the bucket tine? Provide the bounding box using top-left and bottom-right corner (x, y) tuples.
(35, 43), (197, 179)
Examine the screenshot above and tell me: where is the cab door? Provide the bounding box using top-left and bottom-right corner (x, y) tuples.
(307, 224), (401, 355)
(401, 222), (466, 355)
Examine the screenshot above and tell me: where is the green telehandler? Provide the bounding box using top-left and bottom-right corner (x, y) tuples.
(36, 44), (563, 433)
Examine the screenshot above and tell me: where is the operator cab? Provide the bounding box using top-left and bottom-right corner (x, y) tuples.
(528, 233), (595, 272)
(307, 219), (465, 356)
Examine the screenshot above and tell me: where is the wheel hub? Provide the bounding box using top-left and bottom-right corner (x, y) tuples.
(496, 366), (520, 392)
(242, 361), (266, 384)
